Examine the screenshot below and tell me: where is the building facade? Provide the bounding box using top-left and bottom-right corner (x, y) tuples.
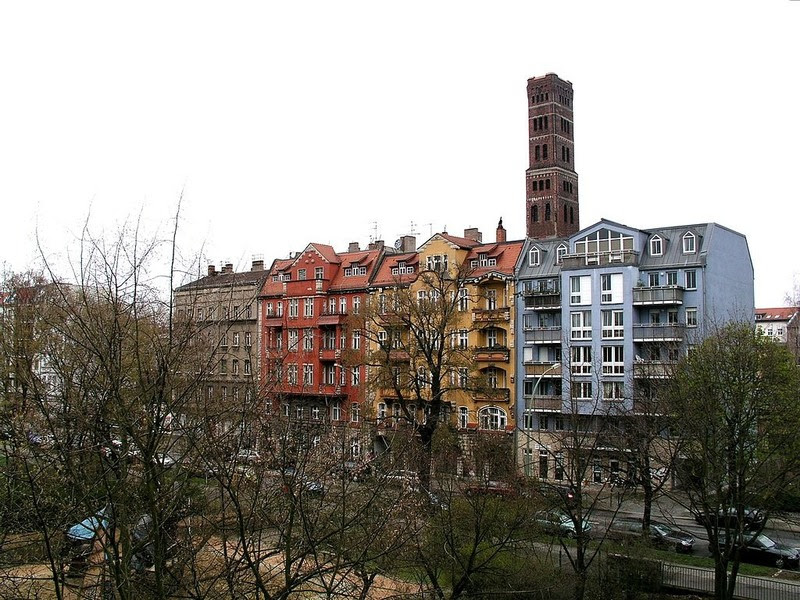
(514, 219), (754, 481)
(756, 307), (800, 364)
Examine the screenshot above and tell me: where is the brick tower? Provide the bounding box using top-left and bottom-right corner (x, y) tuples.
(525, 73), (580, 239)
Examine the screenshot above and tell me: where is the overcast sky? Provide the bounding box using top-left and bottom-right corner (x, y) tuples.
(1, 1), (797, 306)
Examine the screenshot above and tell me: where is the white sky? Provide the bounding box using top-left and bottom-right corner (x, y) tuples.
(1, 1), (798, 306)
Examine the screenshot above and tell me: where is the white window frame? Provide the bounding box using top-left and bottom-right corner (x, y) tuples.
(650, 235), (663, 256)
(528, 247), (540, 266)
(601, 345), (624, 374)
(682, 232), (696, 254)
(685, 270), (697, 290)
(570, 310), (592, 340)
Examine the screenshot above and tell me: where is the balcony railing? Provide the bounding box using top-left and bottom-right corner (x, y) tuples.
(472, 307), (511, 323)
(525, 326), (562, 344)
(318, 348), (341, 361)
(525, 294), (562, 310)
(632, 323), (685, 342)
(524, 394), (563, 411)
(474, 346), (510, 362)
(475, 387), (510, 402)
(632, 285), (685, 306)
(524, 363), (562, 377)
(561, 250), (639, 269)
(633, 360), (677, 379)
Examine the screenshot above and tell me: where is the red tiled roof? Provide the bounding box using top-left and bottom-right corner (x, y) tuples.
(371, 252), (419, 288)
(438, 233), (481, 248)
(260, 258), (294, 296)
(755, 307), (799, 322)
(329, 249), (381, 291)
(464, 241), (524, 279)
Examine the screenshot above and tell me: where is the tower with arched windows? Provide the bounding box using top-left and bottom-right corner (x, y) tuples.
(525, 73), (580, 239)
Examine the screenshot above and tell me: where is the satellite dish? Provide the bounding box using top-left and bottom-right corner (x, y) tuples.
(394, 239), (402, 250)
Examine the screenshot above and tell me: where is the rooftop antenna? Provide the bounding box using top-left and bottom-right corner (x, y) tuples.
(423, 222), (433, 236)
(410, 221), (419, 237)
(369, 221), (379, 243)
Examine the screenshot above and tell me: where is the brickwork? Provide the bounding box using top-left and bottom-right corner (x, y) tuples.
(525, 73), (580, 239)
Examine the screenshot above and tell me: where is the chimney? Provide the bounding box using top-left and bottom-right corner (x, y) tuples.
(222, 262), (234, 274)
(251, 254), (264, 271)
(368, 240), (385, 251)
(207, 264), (217, 276)
(401, 235), (416, 253)
(348, 242), (360, 252)
(464, 228), (482, 243)
(496, 218), (506, 243)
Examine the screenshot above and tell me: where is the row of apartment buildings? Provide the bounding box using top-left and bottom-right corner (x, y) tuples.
(172, 73), (763, 482)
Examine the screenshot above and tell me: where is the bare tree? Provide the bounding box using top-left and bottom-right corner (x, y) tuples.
(668, 322), (800, 600)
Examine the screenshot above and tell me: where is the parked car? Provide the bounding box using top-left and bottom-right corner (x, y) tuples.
(694, 506), (766, 531)
(235, 449), (262, 464)
(464, 480), (516, 497)
(711, 533), (800, 569)
(609, 518), (695, 553)
(279, 467), (326, 496)
(535, 509), (592, 538)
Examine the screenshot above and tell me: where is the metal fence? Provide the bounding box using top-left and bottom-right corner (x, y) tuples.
(662, 563), (800, 600)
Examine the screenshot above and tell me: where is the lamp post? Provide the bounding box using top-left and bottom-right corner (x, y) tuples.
(519, 361), (561, 477)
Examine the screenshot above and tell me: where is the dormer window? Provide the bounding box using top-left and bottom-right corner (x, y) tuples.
(528, 247), (540, 267)
(426, 254), (448, 272)
(556, 244), (568, 264)
(650, 235), (663, 257)
(682, 232), (696, 254)
(479, 253), (488, 267)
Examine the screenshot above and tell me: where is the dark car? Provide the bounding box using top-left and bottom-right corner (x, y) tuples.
(535, 509), (592, 538)
(610, 518), (695, 553)
(694, 507), (767, 531)
(711, 533), (800, 569)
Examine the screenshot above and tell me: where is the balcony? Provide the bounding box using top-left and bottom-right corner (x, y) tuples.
(524, 394), (563, 412)
(317, 383), (344, 396)
(263, 315), (284, 327)
(318, 309), (347, 326)
(522, 283), (561, 310)
(633, 360), (677, 379)
(472, 307), (511, 323)
(632, 285), (684, 306)
(632, 323), (685, 342)
(474, 387), (510, 403)
(318, 348), (341, 362)
(561, 250), (639, 269)
(524, 363), (562, 377)
(525, 326), (562, 344)
(474, 346), (510, 363)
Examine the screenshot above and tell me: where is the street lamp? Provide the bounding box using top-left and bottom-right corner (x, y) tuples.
(519, 362), (561, 477)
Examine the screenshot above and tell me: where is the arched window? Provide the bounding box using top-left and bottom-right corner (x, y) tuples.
(682, 232), (696, 254)
(650, 235), (663, 256)
(532, 205), (539, 223)
(479, 406), (507, 431)
(529, 246), (540, 267)
(545, 203), (551, 221)
(556, 244), (568, 264)
(458, 406), (469, 429)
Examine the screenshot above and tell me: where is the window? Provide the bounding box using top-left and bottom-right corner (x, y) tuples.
(233, 332), (240, 347)
(288, 299), (299, 318)
(528, 247), (540, 266)
(276, 302), (283, 317)
(288, 329), (298, 351)
(417, 366), (428, 388)
(303, 328), (313, 350)
(570, 310), (592, 340)
(315, 267), (324, 280)
(221, 333), (228, 348)
(666, 271), (678, 286)
(601, 273), (622, 303)
(650, 235), (663, 256)
(648, 272), (660, 287)
(601, 309), (624, 339)
(458, 329), (468, 348)
(232, 359), (239, 375)
(686, 307), (698, 327)
(331, 402), (341, 421)
(324, 364), (336, 385)
(244, 332), (252, 347)
(556, 244), (567, 264)
(351, 403), (360, 423)
(352, 330), (361, 350)
(571, 345), (592, 374)
(684, 270), (697, 290)
(340, 297), (347, 314)
(603, 381), (625, 400)
(287, 364), (298, 384)
(351, 366), (360, 386)
(570, 275), (591, 305)
(682, 232), (696, 254)
(458, 288), (469, 311)
(353, 296), (361, 314)
(486, 366), (499, 388)
(311, 405), (320, 420)
(459, 406), (468, 429)
(207, 386), (214, 400)
(244, 360), (251, 375)
(486, 289), (497, 310)
(350, 437), (361, 458)
(458, 367), (468, 388)
(298, 269), (306, 280)
(304, 298), (313, 317)
(220, 359), (227, 374)
(602, 346), (624, 374)
(303, 364), (313, 385)
(426, 254), (448, 272)
(571, 381), (593, 400)
(486, 328), (498, 347)
(377, 402), (387, 420)
(479, 406), (507, 430)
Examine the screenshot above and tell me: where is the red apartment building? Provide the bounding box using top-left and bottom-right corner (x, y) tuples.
(259, 242), (384, 441)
